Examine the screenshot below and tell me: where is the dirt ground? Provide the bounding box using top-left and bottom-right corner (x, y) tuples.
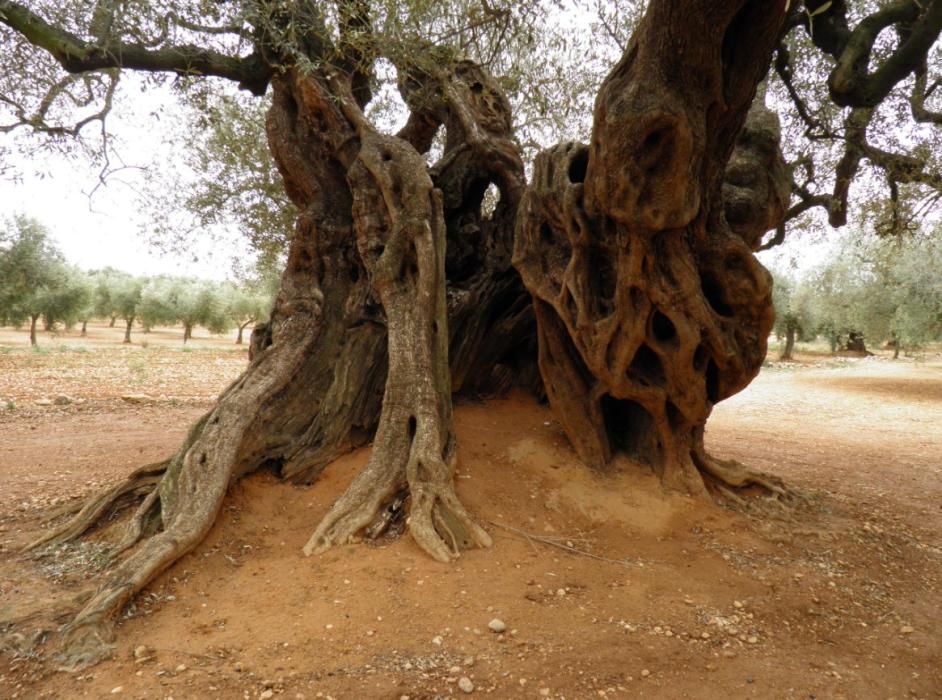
(0, 323), (940, 699)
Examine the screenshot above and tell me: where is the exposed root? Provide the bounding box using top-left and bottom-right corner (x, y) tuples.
(692, 449), (804, 514)
(303, 463), (404, 556)
(24, 462), (167, 552)
(407, 452), (491, 562)
(55, 615), (116, 671)
(364, 489), (409, 540)
(112, 486), (162, 557)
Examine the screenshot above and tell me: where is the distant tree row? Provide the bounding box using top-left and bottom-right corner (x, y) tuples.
(0, 215), (274, 346)
(771, 229), (942, 360)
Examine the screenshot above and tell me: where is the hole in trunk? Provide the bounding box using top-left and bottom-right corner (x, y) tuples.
(651, 310), (676, 342)
(568, 148), (589, 183)
(693, 343), (709, 372)
(481, 182), (500, 220)
(627, 344), (666, 387)
(705, 360), (720, 403)
(601, 395), (661, 465)
(407, 416), (417, 440)
(260, 457), (285, 477)
(666, 401), (686, 430)
(590, 246), (616, 315)
(639, 126), (674, 176)
(700, 272), (734, 317)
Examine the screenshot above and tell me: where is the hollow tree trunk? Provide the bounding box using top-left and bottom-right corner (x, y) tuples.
(29, 314), (38, 346)
(514, 0), (790, 494)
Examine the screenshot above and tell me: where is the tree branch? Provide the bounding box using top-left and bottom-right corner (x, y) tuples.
(804, 0), (942, 108)
(910, 62), (942, 125)
(336, 0), (375, 108)
(0, 0), (271, 95)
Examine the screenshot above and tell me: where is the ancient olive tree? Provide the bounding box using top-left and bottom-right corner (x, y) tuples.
(2, 0), (940, 669)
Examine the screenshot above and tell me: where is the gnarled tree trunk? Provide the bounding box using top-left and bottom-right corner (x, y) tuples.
(27, 36), (535, 670)
(20, 0), (796, 670)
(514, 0), (790, 495)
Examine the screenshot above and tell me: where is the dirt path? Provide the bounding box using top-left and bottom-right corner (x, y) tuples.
(0, 339), (939, 699)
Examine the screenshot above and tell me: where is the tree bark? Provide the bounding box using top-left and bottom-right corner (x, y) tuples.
(514, 0), (789, 494)
(183, 323), (192, 344)
(123, 317), (133, 344)
(109, 316), (116, 327)
(81, 319), (87, 337)
(21, 0), (798, 669)
(29, 313), (39, 346)
(27, 51), (535, 665)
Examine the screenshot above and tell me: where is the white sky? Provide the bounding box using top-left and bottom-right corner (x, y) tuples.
(0, 78), (244, 281)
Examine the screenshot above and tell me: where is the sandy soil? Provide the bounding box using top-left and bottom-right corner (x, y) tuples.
(0, 325), (939, 700)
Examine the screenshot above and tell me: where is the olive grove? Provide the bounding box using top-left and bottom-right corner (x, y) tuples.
(1, 0), (941, 668)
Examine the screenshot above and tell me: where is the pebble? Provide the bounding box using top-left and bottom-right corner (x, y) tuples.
(733, 600), (744, 609)
(260, 691), (274, 700)
(488, 619), (506, 633)
(747, 636), (758, 644)
(175, 664), (187, 673)
(900, 625), (914, 634)
(110, 688), (123, 695)
(640, 669), (651, 678)
(133, 645), (149, 660)
(458, 677), (474, 694)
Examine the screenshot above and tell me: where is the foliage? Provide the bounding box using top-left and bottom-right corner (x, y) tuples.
(139, 276), (231, 341)
(221, 280), (271, 328)
(0, 214), (88, 340)
(770, 267), (815, 341)
(803, 228), (942, 351)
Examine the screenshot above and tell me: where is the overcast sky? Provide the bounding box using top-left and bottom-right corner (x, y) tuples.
(0, 77), (244, 281)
